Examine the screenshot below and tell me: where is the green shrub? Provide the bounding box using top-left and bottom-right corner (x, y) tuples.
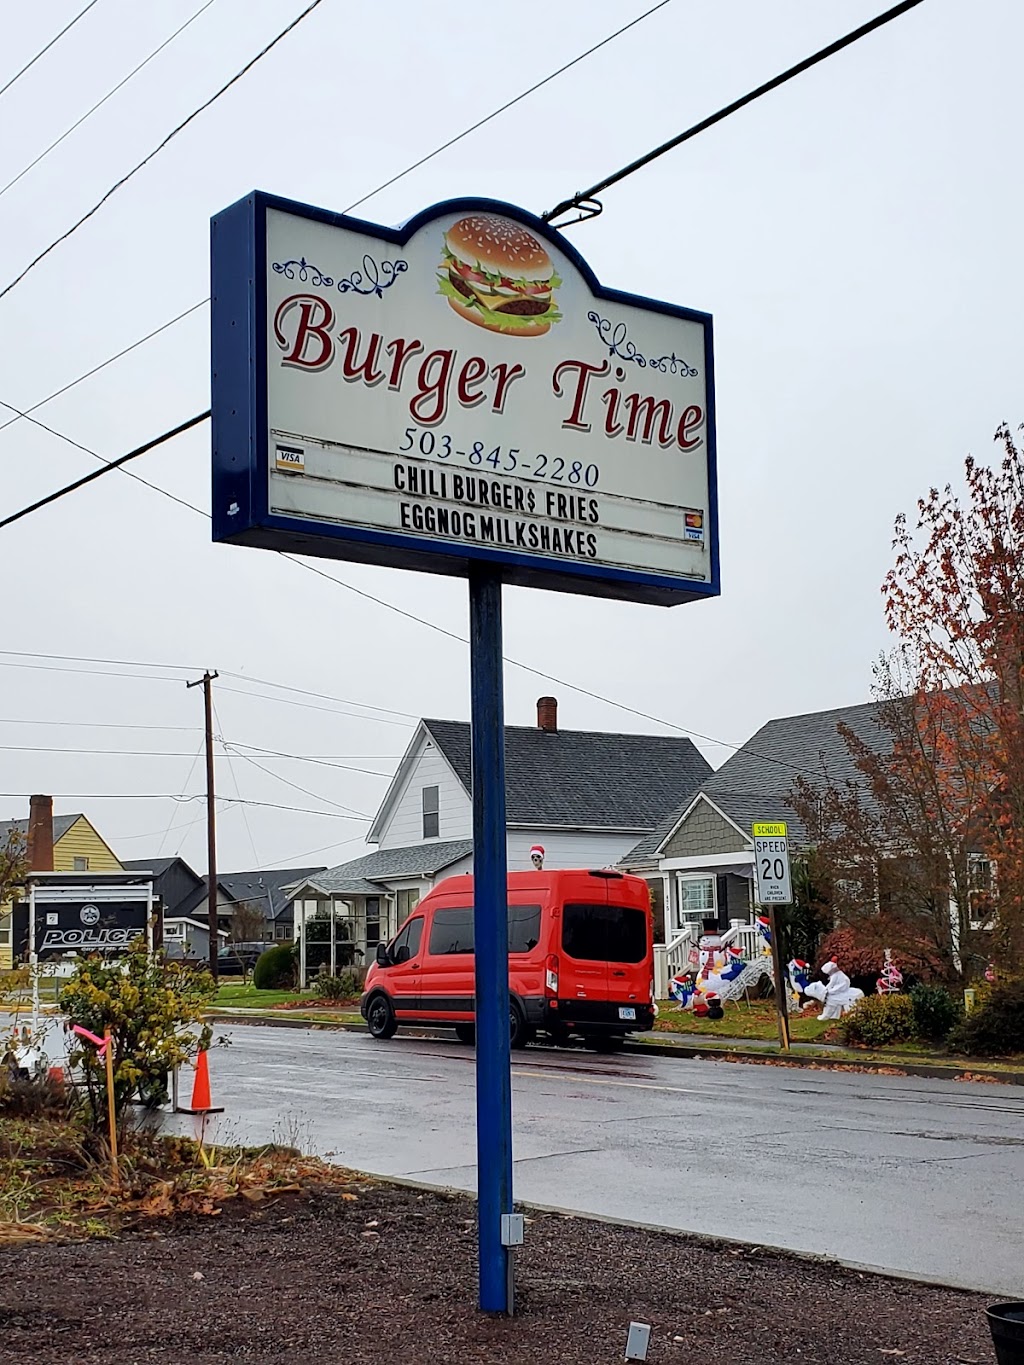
(947, 978), (1024, 1056)
(252, 942), (296, 990)
(311, 969), (363, 1001)
(841, 993), (915, 1047)
(909, 983), (962, 1043)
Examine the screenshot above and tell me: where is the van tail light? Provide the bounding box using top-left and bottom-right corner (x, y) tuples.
(545, 953), (559, 996)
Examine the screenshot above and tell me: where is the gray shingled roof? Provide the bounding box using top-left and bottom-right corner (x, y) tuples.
(423, 720), (711, 830)
(213, 867), (328, 918)
(624, 699), (889, 863)
(121, 857), (184, 877)
(297, 839), (474, 895)
(0, 814), (81, 845)
(699, 699), (888, 844)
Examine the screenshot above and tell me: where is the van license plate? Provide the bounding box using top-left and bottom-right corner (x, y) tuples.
(618, 1007), (636, 1021)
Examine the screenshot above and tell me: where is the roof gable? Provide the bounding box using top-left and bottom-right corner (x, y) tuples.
(0, 813), (81, 845)
(420, 719), (711, 831)
(687, 699), (887, 846)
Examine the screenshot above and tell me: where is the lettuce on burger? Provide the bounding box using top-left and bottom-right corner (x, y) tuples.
(438, 214), (562, 336)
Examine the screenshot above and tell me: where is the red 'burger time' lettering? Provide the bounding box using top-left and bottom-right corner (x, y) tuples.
(552, 356), (704, 452)
(272, 295), (527, 423)
(271, 294), (703, 451)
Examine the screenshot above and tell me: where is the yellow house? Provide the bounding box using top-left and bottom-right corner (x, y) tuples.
(0, 813), (123, 968)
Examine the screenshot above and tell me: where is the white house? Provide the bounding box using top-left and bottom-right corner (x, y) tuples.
(284, 696), (711, 965)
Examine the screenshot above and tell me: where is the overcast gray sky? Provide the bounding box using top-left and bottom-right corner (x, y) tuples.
(0, 0), (1018, 874)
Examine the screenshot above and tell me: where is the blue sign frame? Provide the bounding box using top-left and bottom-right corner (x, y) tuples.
(211, 190), (719, 607)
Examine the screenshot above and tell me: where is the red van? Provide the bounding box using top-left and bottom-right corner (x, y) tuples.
(360, 868), (655, 1049)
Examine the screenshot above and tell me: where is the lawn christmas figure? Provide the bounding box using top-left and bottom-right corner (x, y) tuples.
(530, 845), (545, 870)
(705, 993), (724, 1020)
(668, 973), (697, 1008)
(804, 959), (864, 1020)
(876, 948), (903, 995)
(787, 958), (812, 1006)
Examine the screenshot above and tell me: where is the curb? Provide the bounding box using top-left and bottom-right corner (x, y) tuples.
(369, 1172), (1004, 1299)
(205, 1011), (1024, 1085)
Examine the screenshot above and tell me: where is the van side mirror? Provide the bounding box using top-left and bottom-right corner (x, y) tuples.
(375, 943), (391, 968)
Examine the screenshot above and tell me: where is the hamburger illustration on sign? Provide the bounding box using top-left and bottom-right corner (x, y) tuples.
(438, 213), (562, 336)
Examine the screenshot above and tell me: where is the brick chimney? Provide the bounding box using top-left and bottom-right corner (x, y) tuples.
(27, 794), (54, 871)
(536, 696), (558, 733)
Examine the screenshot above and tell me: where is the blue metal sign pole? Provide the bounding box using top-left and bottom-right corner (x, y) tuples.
(468, 562), (513, 1314)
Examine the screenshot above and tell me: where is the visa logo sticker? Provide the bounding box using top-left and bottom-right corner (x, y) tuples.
(275, 444), (305, 473)
(683, 509), (704, 542)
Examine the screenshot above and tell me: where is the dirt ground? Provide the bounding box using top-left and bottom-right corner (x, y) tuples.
(0, 1181), (993, 1365)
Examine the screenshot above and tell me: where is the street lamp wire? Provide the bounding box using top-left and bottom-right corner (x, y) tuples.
(543, 0), (928, 226)
(0, 0), (102, 103)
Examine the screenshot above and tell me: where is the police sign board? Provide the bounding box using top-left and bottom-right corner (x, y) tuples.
(211, 192), (718, 607)
(752, 821), (793, 905)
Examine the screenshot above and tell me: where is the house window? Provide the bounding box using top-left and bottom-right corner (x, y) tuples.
(275, 921), (291, 941)
(73, 856), (89, 871)
(365, 896), (381, 948)
(164, 923), (185, 941)
(676, 875), (715, 929)
(397, 888), (420, 922)
(969, 855), (994, 894)
(422, 785), (439, 839)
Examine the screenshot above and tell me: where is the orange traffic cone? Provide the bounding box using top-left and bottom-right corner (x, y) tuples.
(179, 1048), (224, 1115)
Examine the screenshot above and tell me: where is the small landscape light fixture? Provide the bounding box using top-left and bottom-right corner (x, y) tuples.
(625, 1321), (651, 1361)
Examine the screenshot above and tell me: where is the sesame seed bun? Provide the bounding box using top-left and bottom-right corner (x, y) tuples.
(444, 214), (553, 282)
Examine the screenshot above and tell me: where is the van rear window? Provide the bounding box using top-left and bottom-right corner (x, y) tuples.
(428, 905), (542, 956)
(562, 904), (647, 964)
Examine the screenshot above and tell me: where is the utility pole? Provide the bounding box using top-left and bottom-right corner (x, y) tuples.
(187, 670), (219, 980)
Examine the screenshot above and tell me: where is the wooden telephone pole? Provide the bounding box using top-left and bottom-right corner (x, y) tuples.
(187, 671), (219, 980)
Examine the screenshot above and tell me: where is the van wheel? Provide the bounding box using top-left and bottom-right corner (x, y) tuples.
(366, 994), (397, 1040)
(454, 1023), (476, 1045)
(509, 1003), (531, 1050)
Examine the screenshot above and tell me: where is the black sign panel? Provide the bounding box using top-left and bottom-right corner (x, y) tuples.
(14, 899), (149, 960)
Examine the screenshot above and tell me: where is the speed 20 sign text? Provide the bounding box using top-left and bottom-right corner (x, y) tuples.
(752, 821), (793, 905)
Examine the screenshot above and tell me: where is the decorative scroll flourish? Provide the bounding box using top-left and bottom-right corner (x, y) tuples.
(271, 254), (409, 299)
(587, 310), (699, 377)
(587, 311), (646, 367)
(648, 351), (699, 378)
(272, 257), (333, 286)
(335, 254), (408, 298)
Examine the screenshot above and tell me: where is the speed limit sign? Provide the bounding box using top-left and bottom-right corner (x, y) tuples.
(752, 821), (793, 905)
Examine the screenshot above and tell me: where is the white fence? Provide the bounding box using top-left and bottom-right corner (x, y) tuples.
(653, 918), (767, 999)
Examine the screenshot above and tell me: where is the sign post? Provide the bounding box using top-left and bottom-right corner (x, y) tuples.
(468, 564), (513, 1313)
(752, 821), (793, 1052)
(210, 191), (719, 1314)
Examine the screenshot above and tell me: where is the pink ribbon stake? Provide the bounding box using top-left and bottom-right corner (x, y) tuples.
(72, 1024), (109, 1056)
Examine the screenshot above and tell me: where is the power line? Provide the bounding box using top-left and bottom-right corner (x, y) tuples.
(0, 792), (367, 819)
(0, 396), (208, 517)
(343, 0), (674, 215)
(544, 0), (928, 225)
(220, 741), (373, 819)
(0, 300), (207, 437)
(0, 410), (210, 530)
(217, 683), (413, 728)
(0, 1), (101, 102)
(0, 0), (220, 200)
(0, 0), (326, 302)
(217, 669), (417, 722)
(0, 0), (672, 427)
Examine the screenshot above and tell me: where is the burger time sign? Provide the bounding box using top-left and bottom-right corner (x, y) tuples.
(211, 193), (718, 605)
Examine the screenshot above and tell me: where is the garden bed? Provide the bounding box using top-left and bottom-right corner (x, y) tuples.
(0, 1174), (993, 1364)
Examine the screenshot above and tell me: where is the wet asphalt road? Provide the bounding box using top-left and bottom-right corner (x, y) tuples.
(181, 1024), (1024, 1296)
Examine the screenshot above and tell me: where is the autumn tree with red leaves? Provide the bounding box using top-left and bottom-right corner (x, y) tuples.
(793, 425), (1024, 981)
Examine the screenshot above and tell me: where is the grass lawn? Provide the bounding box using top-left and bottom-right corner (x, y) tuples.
(654, 999), (837, 1043)
(213, 984), (316, 1009)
